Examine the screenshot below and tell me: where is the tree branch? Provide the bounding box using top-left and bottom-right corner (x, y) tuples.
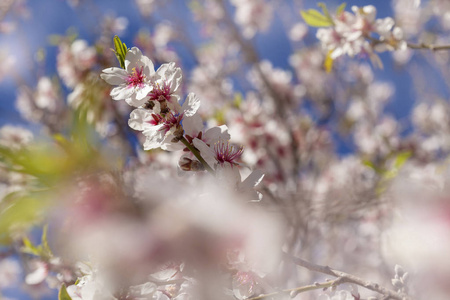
(248, 278), (342, 300)
(284, 253), (410, 300)
(407, 42), (450, 51)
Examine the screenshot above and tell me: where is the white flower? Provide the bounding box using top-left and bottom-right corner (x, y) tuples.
(192, 134), (264, 198)
(0, 125), (33, 149)
(25, 260), (49, 285)
(0, 258), (21, 288)
(232, 271), (262, 299)
(193, 138), (243, 170)
(100, 47), (154, 107)
(67, 276), (116, 300)
(316, 5), (404, 59)
(146, 62), (183, 112)
(128, 93), (201, 151)
(57, 39), (96, 88)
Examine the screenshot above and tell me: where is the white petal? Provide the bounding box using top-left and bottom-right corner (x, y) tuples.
(25, 263), (48, 285)
(141, 55), (156, 77)
(126, 94), (150, 108)
(128, 108), (153, 131)
(100, 67), (128, 85)
(182, 114), (204, 137)
(110, 85), (133, 100)
(167, 66), (182, 92)
(182, 93), (201, 117)
(216, 164), (241, 186)
(135, 85), (152, 100)
(143, 125), (165, 150)
(125, 47), (143, 72)
(203, 125), (230, 144)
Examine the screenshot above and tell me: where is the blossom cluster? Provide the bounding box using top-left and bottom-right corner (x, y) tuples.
(100, 46), (263, 193)
(315, 5), (406, 62)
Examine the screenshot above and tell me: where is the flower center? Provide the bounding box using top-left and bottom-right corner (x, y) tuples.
(127, 66), (145, 88)
(159, 112), (184, 134)
(149, 81), (172, 102)
(214, 141), (243, 165)
(147, 113), (163, 126)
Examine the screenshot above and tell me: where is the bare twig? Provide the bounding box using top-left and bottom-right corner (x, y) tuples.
(284, 253), (410, 300)
(366, 34), (450, 52)
(407, 42), (450, 51)
(248, 278), (342, 300)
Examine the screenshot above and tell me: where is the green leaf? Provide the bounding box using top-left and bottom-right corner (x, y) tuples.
(317, 3), (334, 24)
(300, 9), (334, 27)
(41, 225), (53, 258)
(59, 284), (73, 300)
(336, 3), (347, 15)
(0, 195), (47, 235)
(233, 93), (243, 108)
(22, 236), (40, 256)
(394, 151), (411, 169)
(113, 35), (128, 69)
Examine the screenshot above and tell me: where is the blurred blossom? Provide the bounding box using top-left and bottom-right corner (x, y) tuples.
(289, 47), (330, 102)
(0, 258), (21, 289)
(153, 23), (175, 48)
(248, 60), (294, 105)
(135, 0), (156, 17)
(430, 0), (450, 31)
(57, 39), (96, 88)
(385, 162), (450, 298)
(102, 15), (128, 36)
(230, 0), (273, 38)
(35, 77), (60, 111)
(289, 23), (308, 42)
(0, 125), (33, 149)
(53, 170), (282, 298)
(0, 49), (16, 82)
(316, 5), (406, 61)
(0, 21), (16, 33)
(392, 48), (413, 66)
(392, 0), (422, 37)
(15, 77), (65, 131)
(354, 116), (400, 157)
(318, 290), (355, 300)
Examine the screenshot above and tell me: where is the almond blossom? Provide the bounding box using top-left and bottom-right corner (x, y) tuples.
(100, 47), (154, 107)
(128, 92), (200, 151)
(316, 5), (406, 60)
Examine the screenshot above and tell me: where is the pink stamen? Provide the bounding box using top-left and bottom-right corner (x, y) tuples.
(127, 66), (145, 88)
(148, 81), (172, 102)
(148, 114), (163, 126)
(214, 141), (243, 166)
(158, 113), (184, 134)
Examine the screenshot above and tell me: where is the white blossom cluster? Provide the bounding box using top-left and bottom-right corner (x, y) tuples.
(316, 5), (406, 61)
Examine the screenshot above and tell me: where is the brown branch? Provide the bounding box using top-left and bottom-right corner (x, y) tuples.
(366, 35), (450, 52)
(248, 279), (342, 300)
(407, 42), (450, 51)
(284, 253), (410, 300)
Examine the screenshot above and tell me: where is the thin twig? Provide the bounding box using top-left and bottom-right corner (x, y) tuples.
(284, 253), (410, 300)
(248, 279), (340, 300)
(366, 34), (450, 52)
(407, 42), (450, 51)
